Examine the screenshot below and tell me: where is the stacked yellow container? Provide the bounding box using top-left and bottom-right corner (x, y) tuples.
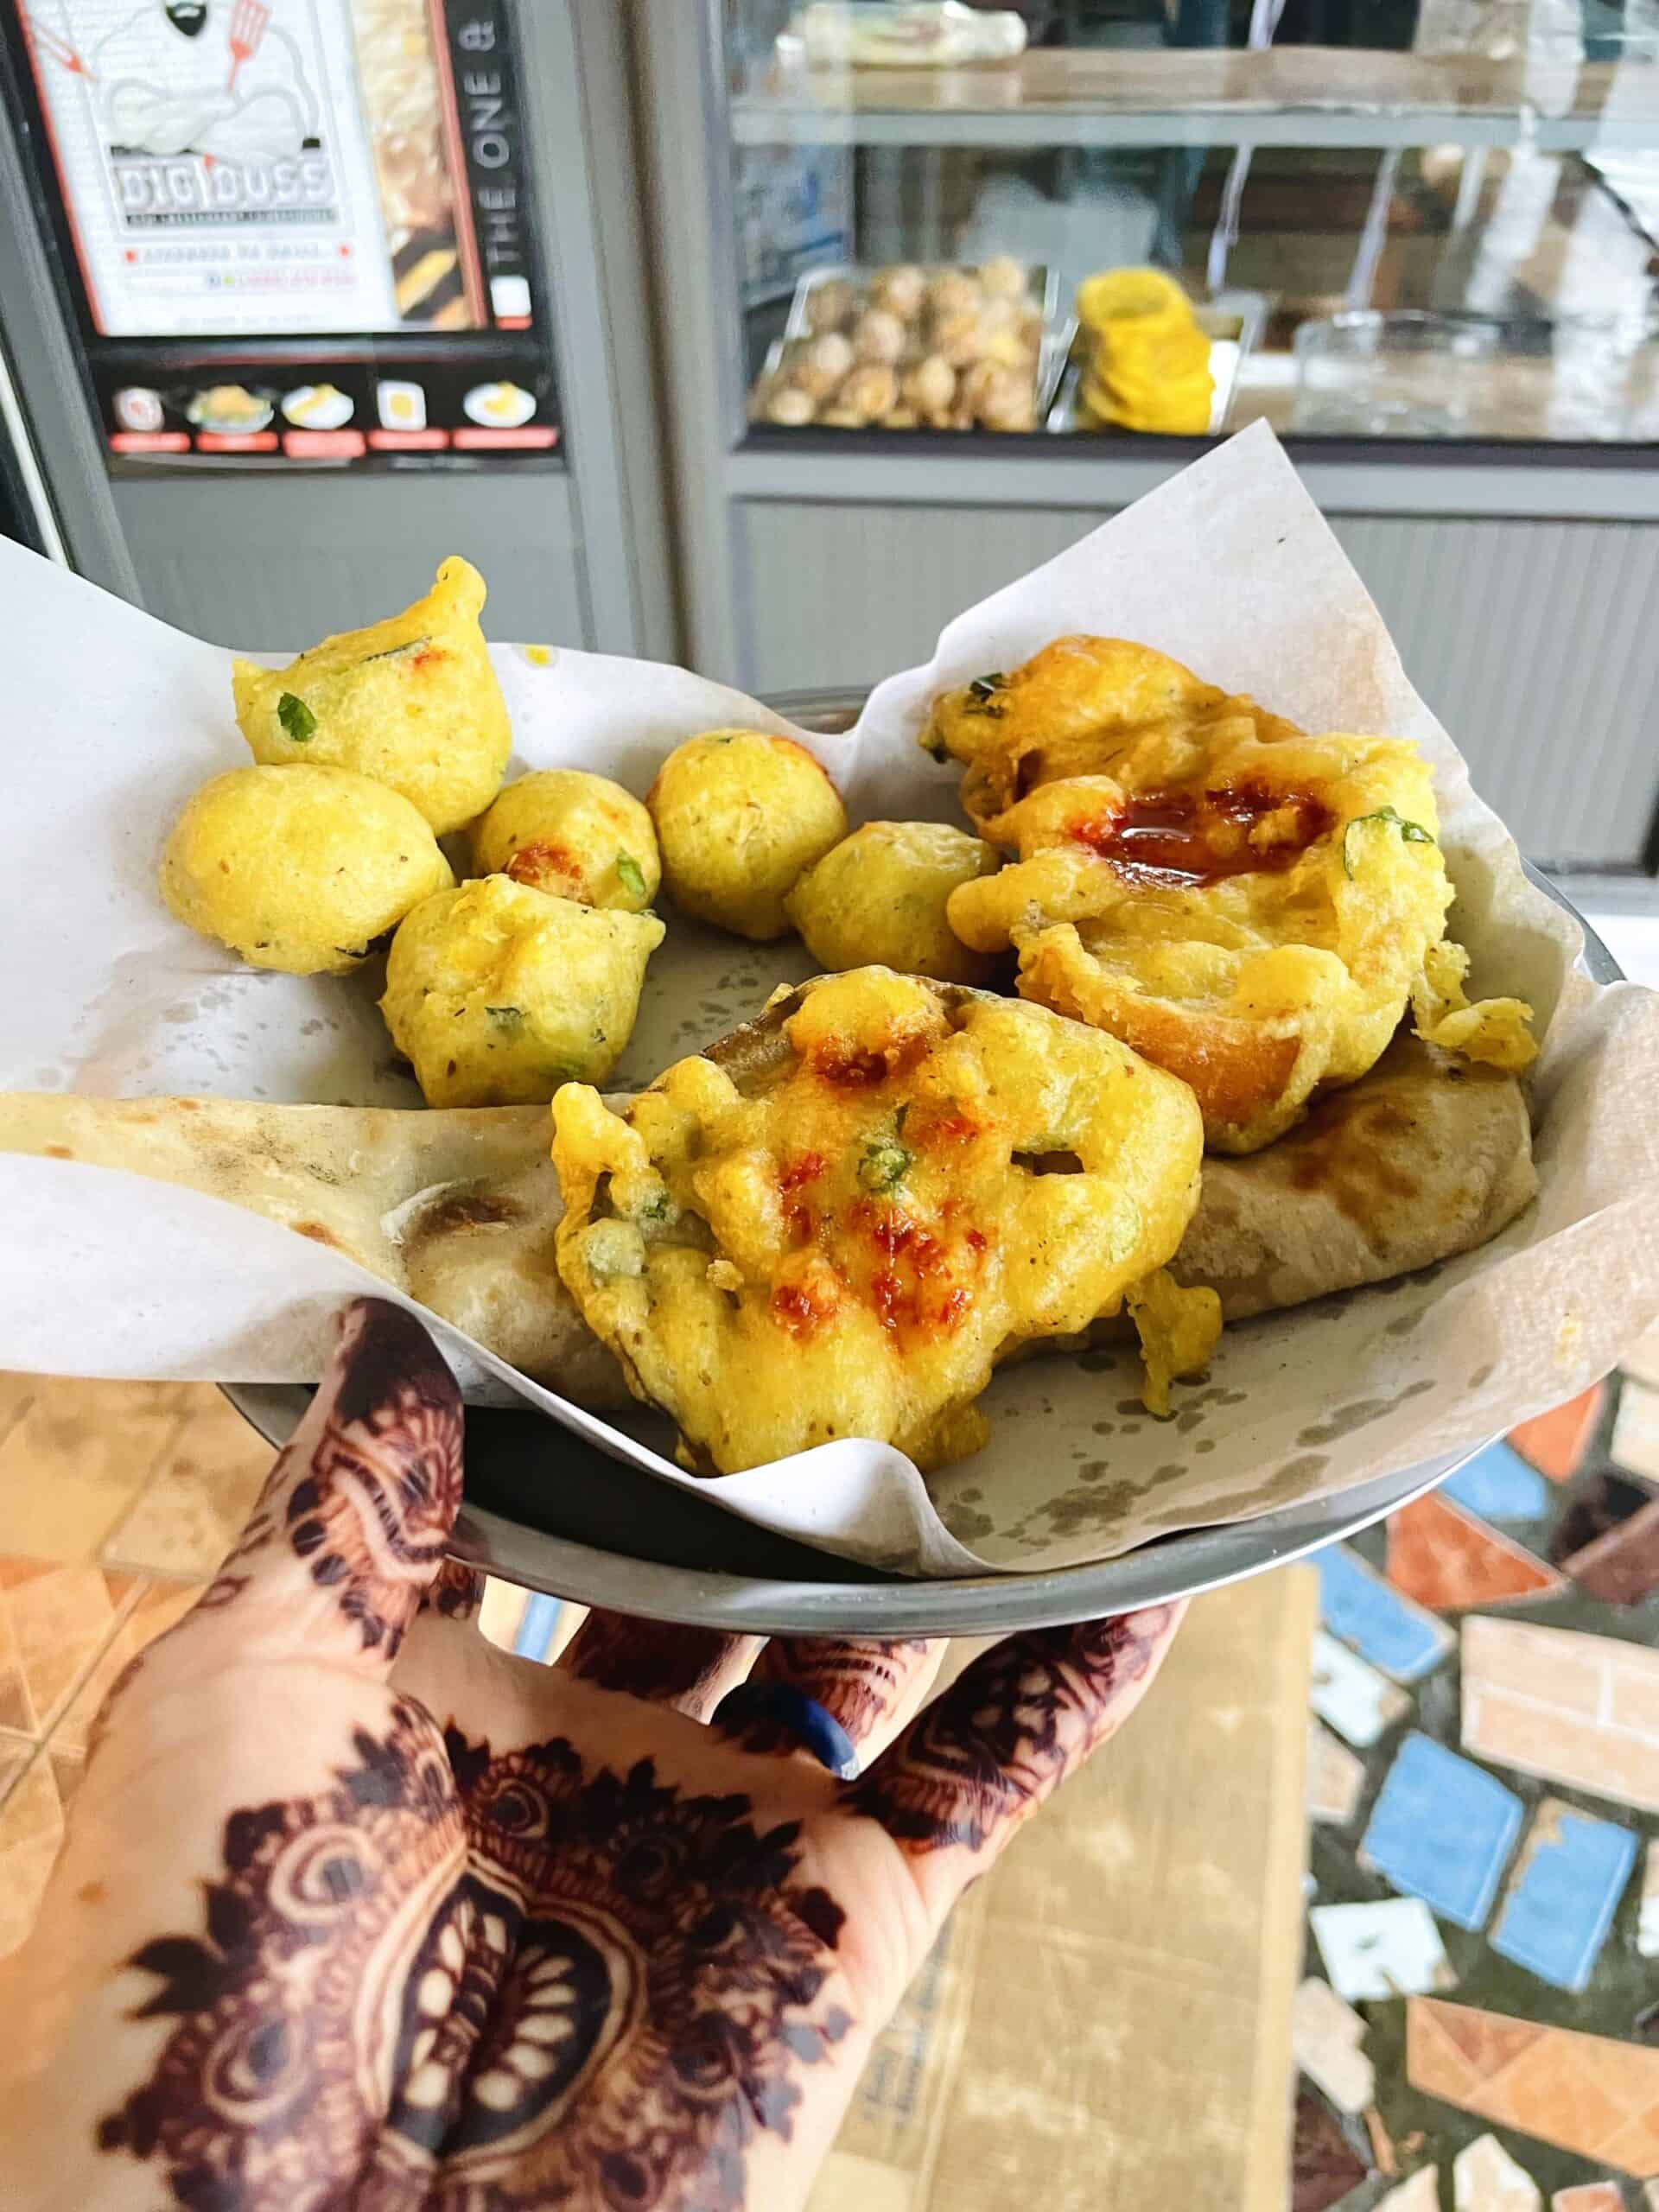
(1075, 268), (1214, 435)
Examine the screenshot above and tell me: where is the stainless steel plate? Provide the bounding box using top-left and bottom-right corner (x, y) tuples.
(222, 822), (1622, 1636)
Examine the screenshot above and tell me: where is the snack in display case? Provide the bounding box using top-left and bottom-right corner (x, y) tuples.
(1074, 269), (1215, 437)
(1054, 272), (1267, 439)
(748, 258), (1068, 433)
(779, 3), (1027, 70)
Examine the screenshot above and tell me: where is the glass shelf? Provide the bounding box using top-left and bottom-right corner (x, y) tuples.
(731, 47), (1659, 153)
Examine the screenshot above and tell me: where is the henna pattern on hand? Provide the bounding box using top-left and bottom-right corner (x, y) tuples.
(99, 1711), (851, 2210)
(424, 1558), (483, 1624)
(842, 1610), (1178, 1858)
(752, 1638), (935, 1745)
(205, 1300), (463, 1656)
(563, 1611), (760, 1720)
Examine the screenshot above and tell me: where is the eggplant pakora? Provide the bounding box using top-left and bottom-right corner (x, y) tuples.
(551, 967), (1217, 1474)
(930, 637), (1535, 1153)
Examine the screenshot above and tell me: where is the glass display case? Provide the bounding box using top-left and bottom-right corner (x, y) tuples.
(636, 0), (1659, 868)
(721, 0), (1659, 447)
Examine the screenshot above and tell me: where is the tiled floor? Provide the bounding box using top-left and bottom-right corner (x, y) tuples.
(1298, 1334), (1659, 2212)
(0, 1377), (271, 1955)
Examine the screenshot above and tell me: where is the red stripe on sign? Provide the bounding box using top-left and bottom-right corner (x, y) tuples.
(366, 428), (450, 451)
(110, 431), (190, 453)
(196, 431), (279, 452)
(452, 425), (559, 451)
(496, 315), (532, 329)
(282, 429), (366, 459)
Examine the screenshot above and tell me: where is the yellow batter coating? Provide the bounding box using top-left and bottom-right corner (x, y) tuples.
(232, 556), (512, 835)
(938, 640), (1535, 1153)
(160, 764), (453, 976)
(380, 874), (664, 1108)
(785, 819), (1000, 984)
(551, 967), (1212, 1475)
(471, 769), (660, 912)
(647, 729), (847, 939)
(920, 634), (1300, 842)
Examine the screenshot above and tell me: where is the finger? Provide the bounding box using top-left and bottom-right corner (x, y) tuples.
(560, 1607), (762, 1722)
(844, 1604), (1185, 1914)
(183, 1297), (463, 1673)
(421, 1556), (484, 1623)
(715, 1637), (944, 1769)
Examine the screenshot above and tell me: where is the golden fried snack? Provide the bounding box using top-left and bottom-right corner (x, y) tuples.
(785, 820), (1000, 984)
(0, 1039), (1533, 1408)
(647, 729), (847, 940)
(160, 764), (453, 976)
(550, 967), (1212, 1474)
(938, 641), (1535, 1151)
(232, 556), (512, 835)
(471, 769), (660, 912)
(380, 874), (663, 1108)
(920, 635), (1300, 842)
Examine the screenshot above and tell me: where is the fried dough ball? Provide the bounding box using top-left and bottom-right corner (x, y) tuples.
(871, 264), (927, 319)
(380, 874), (664, 1108)
(232, 556), (511, 836)
(977, 367), (1038, 431)
(648, 729), (848, 940)
(764, 385), (817, 427)
(806, 276), (856, 334)
(853, 308), (907, 365)
(838, 364), (899, 423)
(471, 769), (659, 912)
(785, 820), (1001, 983)
(550, 969), (1211, 1473)
(933, 308), (987, 368)
(904, 354), (957, 414)
(160, 764), (453, 976)
(938, 650), (1535, 1150)
(929, 269), (982, 320)
(782, 333), (853, 400)
(980, 253), (1029, 301)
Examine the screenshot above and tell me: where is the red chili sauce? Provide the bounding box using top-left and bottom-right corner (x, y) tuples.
(1073, 784), (1333, 887)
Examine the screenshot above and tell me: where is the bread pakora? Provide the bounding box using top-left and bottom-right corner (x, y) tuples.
(0, 1039), (1532, 1404)
(550, 966), (1214, 1475)
(785, 819), (1000, 983)
(647, 729), (848, 939)
(381, 874), (663, 1108)
(232, 556), (512, 835)
(471, 769), (660, 912)
(160, 764), (453, 975)
(935, 639), (1535, 1152)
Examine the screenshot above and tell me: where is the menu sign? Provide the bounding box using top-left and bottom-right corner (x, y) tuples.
(19, 0), (404, 334)
(14, 0), (556, 340)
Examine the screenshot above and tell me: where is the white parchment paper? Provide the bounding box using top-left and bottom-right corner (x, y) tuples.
(3, 422), (1658, 1575)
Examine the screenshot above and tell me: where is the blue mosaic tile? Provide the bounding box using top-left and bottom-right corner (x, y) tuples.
(1440, 1441), (1551, 1523)
(1313, 1544), (1452, 1682)
(1489, 1802), (1639, 1993)
(1359, 1732), (1523, 1929)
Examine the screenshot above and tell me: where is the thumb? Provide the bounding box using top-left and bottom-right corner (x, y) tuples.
(192, 1296), (464, 1673)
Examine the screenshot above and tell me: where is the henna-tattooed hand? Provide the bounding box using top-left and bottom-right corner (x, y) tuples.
(0, 1298), (1183, 2212)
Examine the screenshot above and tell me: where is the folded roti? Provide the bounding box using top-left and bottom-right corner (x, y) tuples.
(0, 1034), (1534, 1395)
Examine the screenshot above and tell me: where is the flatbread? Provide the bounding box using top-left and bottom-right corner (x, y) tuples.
(0, 1033), (1534, 1393)
(0, 1090), (626, 1409)
(1170, 1036), (1536, 1319)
